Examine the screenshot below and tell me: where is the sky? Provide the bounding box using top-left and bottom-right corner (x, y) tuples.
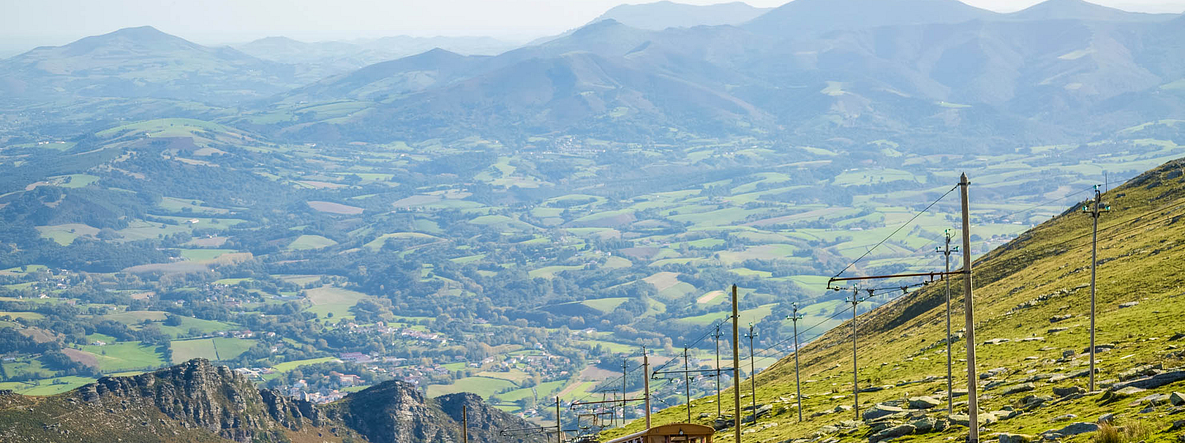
(2, 0), (1184, 56)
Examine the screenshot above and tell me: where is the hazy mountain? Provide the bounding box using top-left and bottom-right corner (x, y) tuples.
(1004, 0), (1179, 22)
(281, 48), (489, 102)
(0, 26), (297, 106)
(744, 0), (997, 38)
(235, 34), (519, 81)
(592, 1), (773, 30)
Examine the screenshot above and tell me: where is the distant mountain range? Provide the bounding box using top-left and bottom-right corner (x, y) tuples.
(1, 0), (1184, 148)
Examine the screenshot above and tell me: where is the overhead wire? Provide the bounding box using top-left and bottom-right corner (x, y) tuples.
(831, 184), (959, 279)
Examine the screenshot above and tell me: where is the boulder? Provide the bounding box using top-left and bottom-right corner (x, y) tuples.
(1054, 414), (1077, 422)
(1119, 301), (1139, 308)
(908, 396), (942, 409)
(984, 338), (1011, 345)
(1171, 392), (1185, 406)
(869, 424), (915, 442)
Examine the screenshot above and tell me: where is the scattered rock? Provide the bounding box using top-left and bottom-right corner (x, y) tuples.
(1137, 393), (1170, 406)
(1062, 350), (1075, 359)
(1004, 383), (1036, 395)
(1098, 413), (1117, 424)
(1111, 370), (1185, 391)
(1119, 301), (1139, 308)
(1053, 386), (1085, 397)
(1050, 314), (1073, 323)
(862, 404), (904, 421)
(1048, 327), (1068, 334)
(999, 433), (1034, 443)
(985, 338), (1012, 345)
(1054, 414), (1077, 422)
(1118, 364), (1162, 381)
(1020, 337), (1045, 342)
(1106, 386), (1148, 400)
(911, 417), (936, 433)
(908, 396), (941, 409)
(1043, 422), (1099, 437)
(869, 424), (915, 442)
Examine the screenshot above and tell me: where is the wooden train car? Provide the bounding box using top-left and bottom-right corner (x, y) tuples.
(602, 423), (715, 443)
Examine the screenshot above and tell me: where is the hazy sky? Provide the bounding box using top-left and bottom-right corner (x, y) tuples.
(2, 0), (1183, 54)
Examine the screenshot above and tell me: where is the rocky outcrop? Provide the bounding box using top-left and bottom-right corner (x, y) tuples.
(326, 381), (546, 443)
(0, 359), (541, 443)
(71, 358), (320, 442)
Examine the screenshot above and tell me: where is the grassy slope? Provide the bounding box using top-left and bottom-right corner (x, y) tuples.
(605, 158), (1185, 442)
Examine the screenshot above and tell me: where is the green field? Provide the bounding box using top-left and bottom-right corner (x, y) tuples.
(303, 286), (368, 322)
(426, 376), (517, 399)
(272, 357), (339, 372)
(170, 337), (256, 362)
(287, 235), (337, 250)
(79, 342), (168, 373)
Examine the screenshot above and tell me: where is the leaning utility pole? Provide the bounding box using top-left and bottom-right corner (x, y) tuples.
(683, 347), (692, 422)
(959, 173), (979, 443)
(713, 324), (723, 417)
(787, 305), (804, 422)
(937, 229), (959, 414)
(462, 405), (469, 443)
(1083, 185), (1109, 392)
(731, 285), (742, 441)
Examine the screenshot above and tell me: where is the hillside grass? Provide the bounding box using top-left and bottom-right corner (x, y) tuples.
(605, 159), (1185, 443)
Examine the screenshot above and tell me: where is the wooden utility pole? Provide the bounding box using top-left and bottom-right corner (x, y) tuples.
(746, 323), (757, 423)
(683, 347), (692, 422)
(643, 349), (652, 429)
(714, 324), (723, 417)
(462, 405), (469, 443)
(938, 229), (958, 414)
(622, 361), (628, 426)
(731, 285), (742, 442)
(849, 287), (861, 421)
(555, 397), (562, 443)
(1084, 185), (1108, 392)
(787, 305), (804, 422)
(959, 173), (979, 443)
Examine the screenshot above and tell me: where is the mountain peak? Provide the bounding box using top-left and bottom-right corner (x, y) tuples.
(1007, 0), (1176, 21)
(745, 0), (997, 37)
(593, 1), (772, 30)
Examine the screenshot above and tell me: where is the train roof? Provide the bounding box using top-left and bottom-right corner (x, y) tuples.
(603, 423), (715, 442)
